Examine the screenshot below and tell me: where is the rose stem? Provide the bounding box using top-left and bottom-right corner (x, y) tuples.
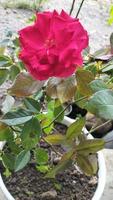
(69, 0), (76, 15)
(76, 0), (85, 18)
(42, 95), (88, 131)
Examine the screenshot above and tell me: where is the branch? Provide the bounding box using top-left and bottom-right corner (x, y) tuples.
(70, 0), (76, 15)
(76, 0), (85, 18)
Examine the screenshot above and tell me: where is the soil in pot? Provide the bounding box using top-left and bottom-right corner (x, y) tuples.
(1, 123), (98, 200)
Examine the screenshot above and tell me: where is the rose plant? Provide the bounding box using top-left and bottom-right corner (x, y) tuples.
(0, 1), (113, 181)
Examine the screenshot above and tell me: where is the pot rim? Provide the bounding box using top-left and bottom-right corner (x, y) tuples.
(0, 116), (106, 200)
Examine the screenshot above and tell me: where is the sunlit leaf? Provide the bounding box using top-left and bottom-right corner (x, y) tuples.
(77, 139), (105, 155)
(76, 69), (94, 96)
(66, 118), (85, 140)
(35, 148), (48, 165)
(0, 123), (13, 141)
(44, 134), (66, 145)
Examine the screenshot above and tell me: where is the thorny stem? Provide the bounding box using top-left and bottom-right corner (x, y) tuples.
(76, 0), (85, 18)
(70, 0), (76, 15)
(42, 95), (88, 131)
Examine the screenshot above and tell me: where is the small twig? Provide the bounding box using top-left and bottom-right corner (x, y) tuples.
(89, 120), (111, 134)
(42, 137), (62, 156)
(76, 0), (85, 18)
(69, 0), (76, 15)
(10, 126), (21, 133)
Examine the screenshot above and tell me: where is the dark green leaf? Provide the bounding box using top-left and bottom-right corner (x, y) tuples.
(0, 69), (8, 85)
(0, 109), (33, 126)
(2, 153), (15, 170)
(0, 55), (11, 67)
(21, 117), (42, 149)
(9, 65), (20, 81)
(23, 98), (40, 113)
(54, 100), (64, 122)
(15, 150), (30, 172)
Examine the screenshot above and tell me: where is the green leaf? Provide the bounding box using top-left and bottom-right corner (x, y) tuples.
(1, 95), (15, 114)
(53, 100), (64, 122)
(23, 98), (40, 113)
(0, 69), (8, 85)
(0, 109), (33, 126)
(2, 153), (15, 170)
(46, 150), (74, 178)
(76, 155), (96, 176)
(66, 118), (85, 140)
(15, 150), (30, 172)
(9, 65), (20, 81)
(108, 6), (113, 25)
(0, 55), (11, 67)
(110, 32), (113, 51)
(0, 123), (13, 141)
(77, 139), (105, 155)
(36, 165), (49, 173)
(102, 63), (113, 72)
(44, 134), (66, 145)
(85, 89), (113, 119)
(8, 72), (45, 97)
(21, 117), (42, 149)
(35, 148), (48, 165)
(76, 69), (94, 96)
(89, 79), (108, 93)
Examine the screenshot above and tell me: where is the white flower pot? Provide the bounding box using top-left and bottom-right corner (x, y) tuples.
(0, 116), (106, 200)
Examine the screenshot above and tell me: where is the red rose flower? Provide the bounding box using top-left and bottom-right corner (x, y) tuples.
(19, 10), (88, 80)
